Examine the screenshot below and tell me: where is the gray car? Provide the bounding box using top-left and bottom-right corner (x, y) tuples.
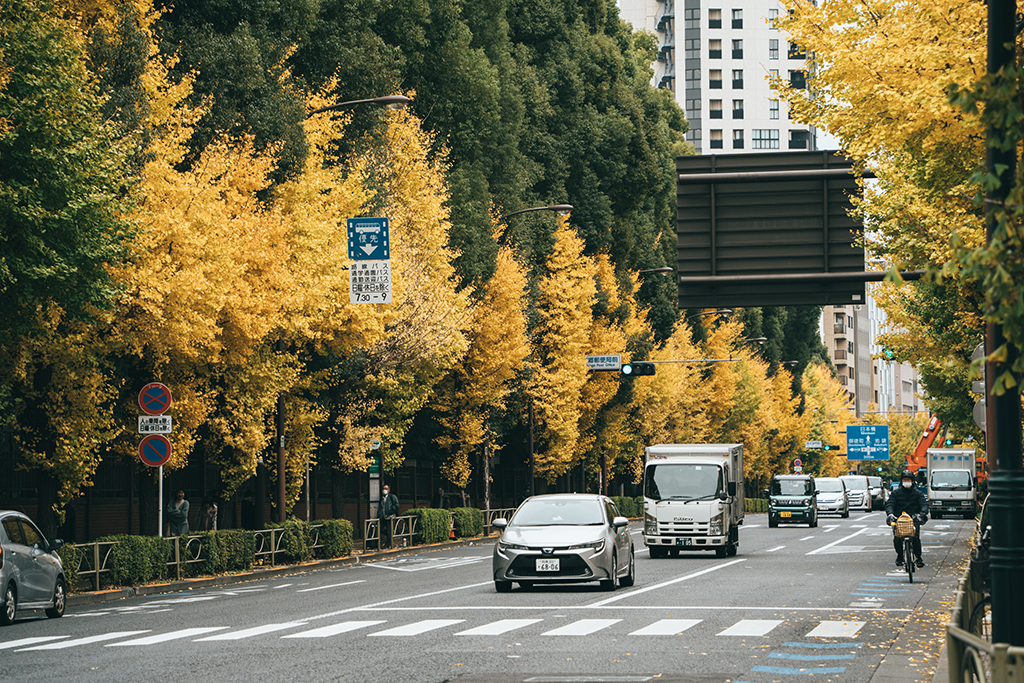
(0, 510), (67, 625)
(492, 494), (635, 592)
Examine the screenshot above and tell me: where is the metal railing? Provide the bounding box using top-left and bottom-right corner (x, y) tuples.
(483, 508), (517, 535)
(362, 515), (418, 550)
(947, 558), (1024, 682)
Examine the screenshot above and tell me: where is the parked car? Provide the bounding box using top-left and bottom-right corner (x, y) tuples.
(767, 474), (818, 528)
(815, 477), (850, 517)
(839, 475), (872, 511)
(491, 494), (635, 592)
(867, 476), (887, 510)
(0, 510), (67, 625)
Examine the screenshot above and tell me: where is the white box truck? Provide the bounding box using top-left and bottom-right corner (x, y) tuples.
(642, 444), (744, 558)
(926, 448), (978, 519)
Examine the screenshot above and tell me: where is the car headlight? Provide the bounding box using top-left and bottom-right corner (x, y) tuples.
(498, 541), (528, 552)
(803, 498), (812, 506)
(568, 539), (605, 553)
(709, 513), (723, 536)
(645, 512), (658, 535)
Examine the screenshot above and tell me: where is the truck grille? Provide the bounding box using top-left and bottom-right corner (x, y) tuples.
(657, 521), (709, 535)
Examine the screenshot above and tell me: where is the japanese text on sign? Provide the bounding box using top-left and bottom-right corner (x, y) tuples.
(139, 415), (173, 434)
(349, 260), (392, 304)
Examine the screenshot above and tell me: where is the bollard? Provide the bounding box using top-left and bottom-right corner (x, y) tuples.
(987, 470), (1024, 645)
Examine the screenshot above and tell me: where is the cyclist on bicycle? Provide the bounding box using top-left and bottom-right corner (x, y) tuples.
(885, 469), (928, 568)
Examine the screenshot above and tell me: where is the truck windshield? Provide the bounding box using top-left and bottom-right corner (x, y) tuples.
(771, 479), (812, 496)
(645, 464), (723, 501)
(931, 470), (972, 490)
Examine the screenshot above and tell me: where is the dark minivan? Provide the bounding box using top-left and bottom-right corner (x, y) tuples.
(767, 474), (818, 528)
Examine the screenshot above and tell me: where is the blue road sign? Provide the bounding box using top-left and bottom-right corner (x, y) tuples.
(139, 382), (172, 415)
(347, 217), (390, 261)
(846, 425), (890, 461)
(139, 434), (172, 467)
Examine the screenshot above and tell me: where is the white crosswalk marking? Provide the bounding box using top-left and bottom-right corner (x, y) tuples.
(542, 619), (622, 636)
(282, 621), (386, 638)
(368, 619), (465, 636)
(16, 631), (150, 651)
(194, 623), (307, 641)
(805, 621), (866, 638)
(0, 636), (68, 650)
(716, 620), (783, 637)
(455, 619), (544, 636)
(629, 618), (702, 635)
(107, 628), (229, 646)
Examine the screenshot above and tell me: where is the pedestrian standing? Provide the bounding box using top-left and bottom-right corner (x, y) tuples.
(241, 491), (257, 530)
(198, 496), (218, 531)
(378, 485), (399, 549)
(167, 489), (190, 536)
(432, 487), (445, 509)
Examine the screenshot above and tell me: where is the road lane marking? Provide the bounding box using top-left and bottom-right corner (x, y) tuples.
(195, 622), (307, 640)
(753, 665), (847, 675)
(799, 536), (814, 541)
(806, 527), (871, 555)
(769, 652), (856, 661)
(629, 618), (702, 635)
(766, 545), (786, 552)
(368, 619), (465, 636)
(371, 558), (485, 572)
(542, 619), (621, 636)
(455, 619), (544, 636)
(0, 636), (68, 649)
(585, 558), (746, 607)
(717, 620), (782, 637)
(16, 631), (150, 651)
(282, 621), (386, 638)
(298, 580), (366, 592)
(783, 641), (864, 648)
(805, 621), (865, 638)
(304, 580), (495, 623)
(108, 628), (228, 645)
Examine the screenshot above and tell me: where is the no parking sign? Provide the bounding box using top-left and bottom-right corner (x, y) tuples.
(139, 434), (172, 467)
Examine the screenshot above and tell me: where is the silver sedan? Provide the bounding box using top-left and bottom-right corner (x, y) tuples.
(492, 494), (635, 592)
(1, 510), (67, 625)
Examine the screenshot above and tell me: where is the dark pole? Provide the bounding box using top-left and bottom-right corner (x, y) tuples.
(985, 0), (1024, 646)
(277, 338), (287, 523)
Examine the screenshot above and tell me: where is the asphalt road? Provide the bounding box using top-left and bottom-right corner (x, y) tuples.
(0, 510), (974, 683)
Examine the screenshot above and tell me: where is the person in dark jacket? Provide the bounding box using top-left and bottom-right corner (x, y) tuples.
(377, 485), (400, 549)
(885, 469), (928, 568)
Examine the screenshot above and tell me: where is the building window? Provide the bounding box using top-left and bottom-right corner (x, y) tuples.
(790, 70), (807, 89)
(788, 42), (807, 59)
(732, 9), (743, 28)
(768, 8), (779, 22)
(769, 39), (779, 60)
(685, 38), (700, 60)
(733, 129), (744, 149)
(709, 39), (722, 59)
(710, 100), (723, 118)
(709, 8), (722, 28)
(686, 69), (701, 90)
(732, 69), (743, 89)
(789, 129), (811, 149)
(732, 99), (744, 119)
(710, 129), (724, 149)
(710, 69), (723, 89)
(770, 99), (779, 119)
(770, 69), (779, 80)
(752, 129), (779, 149)
(684, 7), (700, 30)
(732, 39), (743, 59)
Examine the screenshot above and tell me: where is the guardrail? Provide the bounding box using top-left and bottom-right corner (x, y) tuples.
(483, 508), (516, 535)
(947, 559), (1024, 682)
(362, 515), (418, 550)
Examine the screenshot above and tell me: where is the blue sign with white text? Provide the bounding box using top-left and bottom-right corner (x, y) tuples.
(846, 425), (890, 461)
(347, 217), (390, 261)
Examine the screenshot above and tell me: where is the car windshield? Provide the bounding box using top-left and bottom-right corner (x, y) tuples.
(816, 480), (843, 493)
(772, 479), (812, 496)
(645, 464), (723, 501)
(842, 477), (867, 491)
(931, 470), (973, 489)
(511, 498), (605, 526)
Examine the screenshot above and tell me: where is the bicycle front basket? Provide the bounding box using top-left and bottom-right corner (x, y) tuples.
(894, 515), (916, 538)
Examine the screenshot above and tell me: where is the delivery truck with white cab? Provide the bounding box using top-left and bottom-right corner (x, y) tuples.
(926, 448), (978, 519)
(642, 444), (744, 558)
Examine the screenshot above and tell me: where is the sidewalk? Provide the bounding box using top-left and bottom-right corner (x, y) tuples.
(67, 536), (494, 608)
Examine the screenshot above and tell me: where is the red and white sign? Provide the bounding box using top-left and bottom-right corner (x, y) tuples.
(139, 434), (172, 467)
(139, 382), (172, 415)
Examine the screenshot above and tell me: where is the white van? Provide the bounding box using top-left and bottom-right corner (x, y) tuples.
(839, 475), (872, 511)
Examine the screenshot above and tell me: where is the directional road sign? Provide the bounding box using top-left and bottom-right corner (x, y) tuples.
(586, 354), (622, 371)
(349, 260), (392, 304)
(846, 425), (890, 461)
(139, 434), (172, 467)
(139, 382), (172, 415)
(347, 217), (390, 261)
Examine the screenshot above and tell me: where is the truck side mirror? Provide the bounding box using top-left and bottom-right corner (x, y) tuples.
(728, 481), (737, 497)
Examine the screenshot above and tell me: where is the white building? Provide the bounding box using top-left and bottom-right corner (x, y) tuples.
(619, 0), (817, 153)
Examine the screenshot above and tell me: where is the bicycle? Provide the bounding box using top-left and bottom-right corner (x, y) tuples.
(890, 513), (919, 583)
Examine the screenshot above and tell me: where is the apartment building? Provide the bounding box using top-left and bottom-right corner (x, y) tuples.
(618, 0), (817, 153)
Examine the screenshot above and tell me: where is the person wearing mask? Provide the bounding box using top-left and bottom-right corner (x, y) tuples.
(167, 489), (190, 536)
(885, 469), (928, 568)
(377, 485), (399, 549)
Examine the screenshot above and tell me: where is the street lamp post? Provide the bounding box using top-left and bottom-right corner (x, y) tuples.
(499, 204), (573, 499)
(268, 94), (410, 527)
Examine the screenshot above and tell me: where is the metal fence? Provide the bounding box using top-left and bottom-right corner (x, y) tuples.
(947, 558), (1024, 682)
(362, 515), (418, 550)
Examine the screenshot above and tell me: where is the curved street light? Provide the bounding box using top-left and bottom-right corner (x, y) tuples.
(500, 204), (574, 221)
(638, 267), (675, 276)
(306, 95), (411, 119)
(689, 308), (732, 319)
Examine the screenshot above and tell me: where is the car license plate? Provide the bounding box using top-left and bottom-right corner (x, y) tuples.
(536, 558), (560, 572)
(675, 538), (692, 546)
(781, 511), (792, 518)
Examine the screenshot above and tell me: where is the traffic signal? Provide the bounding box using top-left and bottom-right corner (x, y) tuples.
(944, 437), (954, 446)
(822, 444), (841, 451)
(882, 348), (896, 361)
(622, 362), (656, 376)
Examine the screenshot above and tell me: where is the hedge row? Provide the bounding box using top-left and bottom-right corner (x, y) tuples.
(610, 496), (645, 518)
(56, 517), (354, 591)
(745, 498), (768, 513)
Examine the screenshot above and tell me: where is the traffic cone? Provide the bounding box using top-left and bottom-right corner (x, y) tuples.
(449, 515), (456, 540)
